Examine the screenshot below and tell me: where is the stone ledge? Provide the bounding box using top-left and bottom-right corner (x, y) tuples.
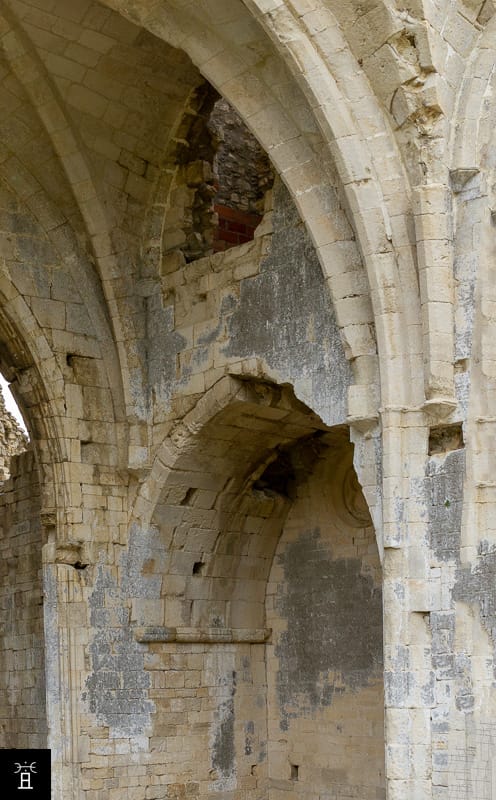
(134, 626), (272, 644)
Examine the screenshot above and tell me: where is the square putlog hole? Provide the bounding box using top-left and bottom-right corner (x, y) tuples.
(428, 422), (464, 456)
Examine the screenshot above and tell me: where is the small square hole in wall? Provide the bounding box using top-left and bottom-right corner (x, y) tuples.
(192, 561), (204, 575)
(180, 487), (197, 506)
(290, 764), (299, 781)
(428, 422), (464, 455)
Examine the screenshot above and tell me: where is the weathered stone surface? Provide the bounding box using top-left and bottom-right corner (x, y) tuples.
(0, 0), (495, 798)
(0, 451), (46, 749)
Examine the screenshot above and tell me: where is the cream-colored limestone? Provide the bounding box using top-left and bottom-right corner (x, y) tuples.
(0, 0), (494, 799)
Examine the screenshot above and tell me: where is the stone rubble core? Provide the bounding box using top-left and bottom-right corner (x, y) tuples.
(0, 384), (27, 480)
(0, 1), (494, 799)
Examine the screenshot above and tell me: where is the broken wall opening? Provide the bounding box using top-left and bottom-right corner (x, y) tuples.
(209, 98), (274, 253)
(0, 382), (28, 481)
(163, 84), (274, 263)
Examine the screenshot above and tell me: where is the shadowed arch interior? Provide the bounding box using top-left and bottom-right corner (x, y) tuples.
(127, 375), (384, 797)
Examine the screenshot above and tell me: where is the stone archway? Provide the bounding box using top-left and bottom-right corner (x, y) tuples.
(0, 318), (47, 752)
(124, 377), (384, 799)
(0, 448), (46, 750)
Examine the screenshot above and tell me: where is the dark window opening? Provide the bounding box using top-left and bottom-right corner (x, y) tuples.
(428, 422), (464, 455)
(208, 98), (273, 254)
(167, 86), (274, 263)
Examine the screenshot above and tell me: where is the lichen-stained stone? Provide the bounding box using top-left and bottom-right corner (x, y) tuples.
(0, 0), (495, 798)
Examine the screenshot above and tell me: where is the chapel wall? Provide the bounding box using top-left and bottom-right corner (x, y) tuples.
(266, 444), (385, 799)
(0, 449), (46, 748)
(154, 176), (352, 430)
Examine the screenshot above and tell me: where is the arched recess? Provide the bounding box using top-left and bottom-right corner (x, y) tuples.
(129, 375), (330, 635)
(127, 374), (384, 797)
(265, 435), (384, 799)
(99, 0), (427, 556)
(145, 82), (274, 267)
(100, 0), (395, 415)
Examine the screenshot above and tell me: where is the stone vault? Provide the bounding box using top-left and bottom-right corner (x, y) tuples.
(0, 1), (495, 798)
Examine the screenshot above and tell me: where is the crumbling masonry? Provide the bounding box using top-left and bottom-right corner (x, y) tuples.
(0, 0), (495, 798)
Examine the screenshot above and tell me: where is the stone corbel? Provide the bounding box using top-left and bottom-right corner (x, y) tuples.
(43, 538), (90, 569)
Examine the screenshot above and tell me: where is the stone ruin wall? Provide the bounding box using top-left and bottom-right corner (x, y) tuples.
(0, 449), (45, 750)
(0, 389), (43, 749)
(209, 98), (273, 215)
(162, 88), (274, 262)
(1, 1), (496, 798)
(0, 145), (378, 798)
(0, 387), (27, 481)
(72, 178), (374, 799)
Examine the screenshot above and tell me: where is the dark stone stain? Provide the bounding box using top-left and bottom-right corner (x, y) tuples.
(431, 611), (456, 679)
(244, 720), (254, 755)
(212, 700), (235, 775)
(85, 564), (153, 733)
(253, 433), (325, 499)
(212, 670), (236, 779)
(453, 653), (474, 712)
(454, 541), (496, 689)
(147, 293), (187, 408)
(275, 528), (382, 729)
(223, 180), (352, 426)
(426, 451), (479, 712)
(425, 449), (464, 562)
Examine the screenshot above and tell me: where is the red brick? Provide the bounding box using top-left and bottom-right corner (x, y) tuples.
(214, 204), (261, 228)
